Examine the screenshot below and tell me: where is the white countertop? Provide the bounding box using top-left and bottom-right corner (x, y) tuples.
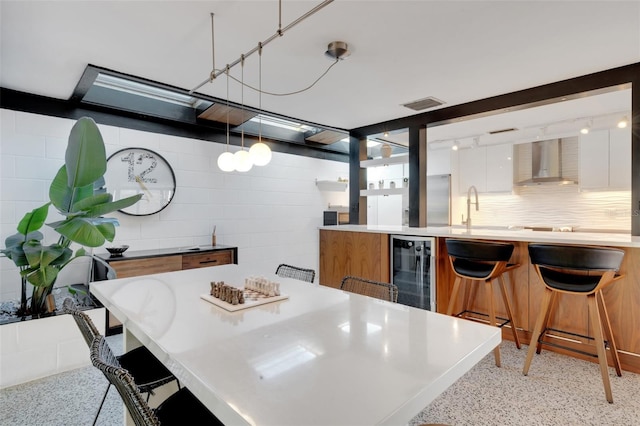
(320, 225), (640, 248)
(91, 264), (501, 426)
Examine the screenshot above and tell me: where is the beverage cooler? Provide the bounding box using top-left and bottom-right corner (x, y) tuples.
(390, 235), (435, 311)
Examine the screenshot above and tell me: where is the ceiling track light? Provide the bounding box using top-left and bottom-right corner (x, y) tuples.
(190, 0), (335, 94)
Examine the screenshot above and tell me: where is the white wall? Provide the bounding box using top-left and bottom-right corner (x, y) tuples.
(366, 163), (408, 226)
(0, 109), (349, 301)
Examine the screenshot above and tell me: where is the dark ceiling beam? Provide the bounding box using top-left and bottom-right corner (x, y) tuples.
(351, 62), (639, 138)
(0, 88), (349, 163)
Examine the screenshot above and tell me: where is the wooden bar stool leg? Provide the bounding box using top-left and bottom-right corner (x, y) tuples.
(587, 294), (613, 403)
(523, 288), (553, 376)
(597, 291), (622, 377)
(485, 279), (500, 367)
(446, 277), (462, 316)
(462, 280), (474, 317)
(498, 275), (521, 349)
(536, 291), (557, 354)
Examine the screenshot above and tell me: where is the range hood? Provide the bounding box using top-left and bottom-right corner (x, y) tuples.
(516, 139), (576, 186)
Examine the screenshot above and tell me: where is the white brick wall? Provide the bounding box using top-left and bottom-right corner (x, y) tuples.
(0, 109), (349, 301)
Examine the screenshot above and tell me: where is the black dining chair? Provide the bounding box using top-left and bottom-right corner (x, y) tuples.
(340, 276), (398, 303)
(275, 263), (316, 283)
(523, 244), (625, 403)
(445, 239), (521, 367)
(63, 298), (178, 424)
(90, 336), (224, 426)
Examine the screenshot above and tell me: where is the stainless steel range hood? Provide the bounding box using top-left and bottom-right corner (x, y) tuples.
(516, 139), (576, 186)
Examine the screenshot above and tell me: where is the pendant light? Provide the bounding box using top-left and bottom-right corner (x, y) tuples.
(233, 55), (253, 172)
(249, 43), (272, 166)
(217, 66), (236, 172)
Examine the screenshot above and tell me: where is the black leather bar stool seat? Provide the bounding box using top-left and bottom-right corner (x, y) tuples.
(523, 244), (625, 403)
(445, 239), (521, 367)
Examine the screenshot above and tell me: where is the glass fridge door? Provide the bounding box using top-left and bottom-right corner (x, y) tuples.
(391, 236), (433, 311)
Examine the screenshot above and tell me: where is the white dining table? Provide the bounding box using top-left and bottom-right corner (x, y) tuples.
(91, 264), (501, 426)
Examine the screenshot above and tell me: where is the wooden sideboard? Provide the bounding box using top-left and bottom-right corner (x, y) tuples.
(93, 245), (237, 334)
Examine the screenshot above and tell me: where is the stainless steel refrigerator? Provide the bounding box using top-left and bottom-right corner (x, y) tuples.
(426, 174), (451, 226)
(390, 235), (435, 311)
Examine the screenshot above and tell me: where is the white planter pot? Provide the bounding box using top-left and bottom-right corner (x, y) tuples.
(0, 308), (105, 389)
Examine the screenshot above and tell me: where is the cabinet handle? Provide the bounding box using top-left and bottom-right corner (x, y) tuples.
(199, 259), (219, 265)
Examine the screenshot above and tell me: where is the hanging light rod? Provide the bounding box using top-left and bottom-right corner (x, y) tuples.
(190, 0), (334, 94)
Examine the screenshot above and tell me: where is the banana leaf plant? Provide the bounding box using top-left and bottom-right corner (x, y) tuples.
(0, 117), (142, 316)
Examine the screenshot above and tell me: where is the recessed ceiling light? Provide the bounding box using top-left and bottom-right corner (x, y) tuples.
(617, 116), (628, 128)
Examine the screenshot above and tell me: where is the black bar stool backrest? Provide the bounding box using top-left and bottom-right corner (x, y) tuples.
(446, 239), (514, 262)
(529, 244), (624, 272)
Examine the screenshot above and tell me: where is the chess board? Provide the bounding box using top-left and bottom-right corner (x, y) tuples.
(200, 290), (288, 312)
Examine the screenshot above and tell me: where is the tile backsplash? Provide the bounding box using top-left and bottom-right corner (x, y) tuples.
(453, 185), (631, 231)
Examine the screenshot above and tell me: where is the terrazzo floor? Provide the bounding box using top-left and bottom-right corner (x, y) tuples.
(1, 339), (639, 425)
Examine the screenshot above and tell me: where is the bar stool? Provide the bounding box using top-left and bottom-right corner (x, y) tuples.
(445, 239), (521, 367)
(523, 244), (625, 403)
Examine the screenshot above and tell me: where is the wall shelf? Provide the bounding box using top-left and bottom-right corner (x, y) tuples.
(360, 153), (409, 168)
(316, 180), (348, 191)
(360, 187), (408, 197)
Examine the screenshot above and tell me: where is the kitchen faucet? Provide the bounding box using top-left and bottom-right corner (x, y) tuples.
(462, 185), (479, 230)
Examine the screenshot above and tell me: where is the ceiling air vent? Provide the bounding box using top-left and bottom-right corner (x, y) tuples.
(402, 96), (444, 111)
(488, 127), (518, 135)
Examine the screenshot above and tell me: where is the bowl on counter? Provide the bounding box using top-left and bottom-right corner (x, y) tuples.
(106, 245), (129, 257)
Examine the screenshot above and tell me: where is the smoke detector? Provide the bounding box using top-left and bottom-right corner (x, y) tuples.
(325, 41), (351, 60)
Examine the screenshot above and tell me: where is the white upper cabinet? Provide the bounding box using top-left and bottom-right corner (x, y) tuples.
(579, 128), (630, 190)
(427, 148), (451, 176)
(458, 146), (487, 193)
(608, 127), (632, 189)
(579, 130), (609, 189)
(485, 144), (514, 192)
(458, 144), (513, 193)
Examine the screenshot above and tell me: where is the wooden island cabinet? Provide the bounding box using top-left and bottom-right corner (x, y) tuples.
(319, 229), (389, 288)
(93, 245), (237, 334)
(319, 227), (640, 373)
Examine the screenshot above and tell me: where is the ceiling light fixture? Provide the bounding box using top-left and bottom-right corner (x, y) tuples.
(233, 56), (253, 173)
(618, 116), (629, 128)
(452, 140), (459, 151)
(248, 43), (272, 167)
(190, 0), (336, 94)
(217, 67), (236, 172)
(580, 120), (591, 135)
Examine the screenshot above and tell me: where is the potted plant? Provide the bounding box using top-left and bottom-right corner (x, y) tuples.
(1, 117), (142, 317)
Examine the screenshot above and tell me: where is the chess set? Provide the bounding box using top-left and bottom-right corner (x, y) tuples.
(200, 276), (288, 312)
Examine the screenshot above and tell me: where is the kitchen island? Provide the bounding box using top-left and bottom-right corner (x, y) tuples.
(319, 225), (640, 373)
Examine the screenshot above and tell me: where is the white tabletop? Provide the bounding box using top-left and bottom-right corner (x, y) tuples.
(91, 264), (501, 426)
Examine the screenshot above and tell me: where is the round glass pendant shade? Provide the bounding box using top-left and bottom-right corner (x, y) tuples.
(249, 142), (272, 166)
(233, 149), (253, 172)
(217, 151), (236, 172)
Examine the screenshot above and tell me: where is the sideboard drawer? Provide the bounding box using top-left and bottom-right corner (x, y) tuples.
(111, 255), (183, 278)
(182, 250), (233, 269)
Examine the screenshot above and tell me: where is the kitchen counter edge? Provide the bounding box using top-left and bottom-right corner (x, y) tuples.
(319, 225), (640, 248)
